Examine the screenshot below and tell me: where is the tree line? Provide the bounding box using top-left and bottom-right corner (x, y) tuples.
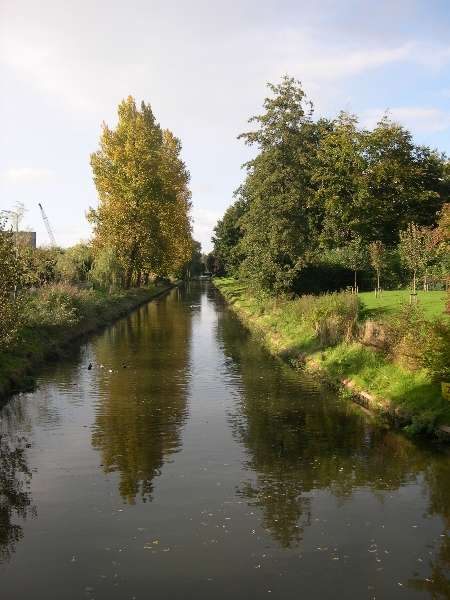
(211, 77), (450, 298)
(0, 96), (198, 352)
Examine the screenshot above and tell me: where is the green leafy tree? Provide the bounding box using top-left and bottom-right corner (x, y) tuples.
(179, 240), (203, 279)
(89, 245), (124, 291)
(20, 247), (60, 287)
(341, 235), (367, 293)
(313, 114), (448, 249)
(56, 244), (93, 283)
(398, 223), (432, 300)
(313, 112), (366, 247)
(236, 76), (328, 293)
(212, 198), (247, 275)
(369, 240), (386, 295)
(0, 220), (24, 349)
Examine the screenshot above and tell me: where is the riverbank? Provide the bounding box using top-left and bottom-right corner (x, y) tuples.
(0, 283), (174, 401)
(214, 278), (450, 439)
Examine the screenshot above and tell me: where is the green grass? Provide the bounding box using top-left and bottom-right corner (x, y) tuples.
(214, 277), (450, 436)
(359, 289), (448, 320)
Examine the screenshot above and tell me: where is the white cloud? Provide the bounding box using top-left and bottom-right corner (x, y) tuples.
(362, 107), (450, 134)
(0, 167), (54, 184)
(192, 206), (222, 250)
(279, 38), (414, 82)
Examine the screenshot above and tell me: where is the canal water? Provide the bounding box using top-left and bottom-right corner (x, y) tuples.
(1, 282), (449, 599)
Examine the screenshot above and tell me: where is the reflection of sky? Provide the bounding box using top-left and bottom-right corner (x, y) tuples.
(1, 1), (450, 251)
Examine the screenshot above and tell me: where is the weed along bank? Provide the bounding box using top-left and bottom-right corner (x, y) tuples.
(213, 278), (450, 439)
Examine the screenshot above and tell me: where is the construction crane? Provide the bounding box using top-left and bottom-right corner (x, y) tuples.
(38, 203), (57, 247)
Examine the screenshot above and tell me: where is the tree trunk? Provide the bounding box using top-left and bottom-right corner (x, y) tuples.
(125, 243), (138, 289)
(354, 270), (357, 294)
(125, 267), (133, 289)
(410, 270), (417, 305)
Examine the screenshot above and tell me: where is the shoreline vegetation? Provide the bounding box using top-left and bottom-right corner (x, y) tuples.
(214, 278), (450, 440)
(1, 96), (203, 405)
(0, 282), (174, 402)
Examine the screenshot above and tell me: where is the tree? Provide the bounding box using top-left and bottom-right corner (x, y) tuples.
(19, 247), (60, 287)
(56, 244), (93, 283)
(0, 219), (23, 349)
(179, 240), (203, 279)
(236, 76), (327, 294)
(341, 235), (367, 293)
(212, 198), (247, 275)
(398, 223), (432, 302)
(89, 245), (124, 291)
(205, 252), (217, 274)
(431, 203), (450, 311)
(313, 112), (366, 248)
(89, 97), (192, 288)
(369, 240), (386, 296)
(314, 114), (448, 249)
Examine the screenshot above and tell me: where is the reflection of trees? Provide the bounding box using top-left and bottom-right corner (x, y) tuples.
(408, 459), (450, 599)
(92, 289), (191, 504)
(217, 309), (438, 549)
(0, 402), (35, 563)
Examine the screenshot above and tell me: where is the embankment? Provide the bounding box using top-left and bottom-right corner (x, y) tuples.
(214, 278), (450, 439)
(0, 283), (174, 401)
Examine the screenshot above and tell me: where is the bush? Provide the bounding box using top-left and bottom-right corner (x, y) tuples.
(56, 244), (93, 283)
(89, 246), (124, 290)
(384, 305), (450, 381)
(293, 292), (360, 346)
(0, 222), (23, 350)
(24, 283), (82, 329)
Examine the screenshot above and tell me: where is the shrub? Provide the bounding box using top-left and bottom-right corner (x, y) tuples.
(384, 305), (450, 381)
(90, 246), (124, 290)
(0, 221), (23, 350)
(24, 283), (82, 329)
(293, 292), (360, 346)
(56, 244), (93, 283)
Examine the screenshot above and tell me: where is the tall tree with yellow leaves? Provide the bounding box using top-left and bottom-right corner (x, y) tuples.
(89, 97), (192, 287)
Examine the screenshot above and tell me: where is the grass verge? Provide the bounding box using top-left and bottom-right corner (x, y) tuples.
(214, 277), (450, 438)
(0, 283), (174, 401)
(358, 289), (448, 320)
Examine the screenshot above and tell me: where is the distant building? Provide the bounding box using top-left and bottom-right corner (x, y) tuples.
(15, 231), (37, 248)
(0, 230), (37, 248)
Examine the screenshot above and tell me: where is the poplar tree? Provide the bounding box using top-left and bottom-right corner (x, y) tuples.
(89, 97), (192, 287)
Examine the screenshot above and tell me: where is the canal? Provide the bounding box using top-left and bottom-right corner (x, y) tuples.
(1, 282), (449, 599)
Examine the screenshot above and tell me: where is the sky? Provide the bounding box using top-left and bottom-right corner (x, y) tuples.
(1, 0), (450, 252)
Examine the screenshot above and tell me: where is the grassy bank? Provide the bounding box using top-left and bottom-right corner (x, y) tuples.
(0, 282), (173, 400)
(359, 289), (448, 320)
(214, 278), (450, 437)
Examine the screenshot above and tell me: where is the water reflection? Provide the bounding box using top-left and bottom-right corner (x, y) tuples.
(217, 301), (450, 595)
(0, 401), (35, 562)
(408, 460), (450, 598)
(91, 288), (191, 504)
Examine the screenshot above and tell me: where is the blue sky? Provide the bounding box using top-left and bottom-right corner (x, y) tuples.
(1, 0), (449, 251)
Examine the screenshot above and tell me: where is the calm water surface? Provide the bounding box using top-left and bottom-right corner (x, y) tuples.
(1, 282), (449, 599)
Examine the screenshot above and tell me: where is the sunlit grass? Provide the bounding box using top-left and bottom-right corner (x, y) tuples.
(359, 289), (447, 320)
(214, 277), (450, 434)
